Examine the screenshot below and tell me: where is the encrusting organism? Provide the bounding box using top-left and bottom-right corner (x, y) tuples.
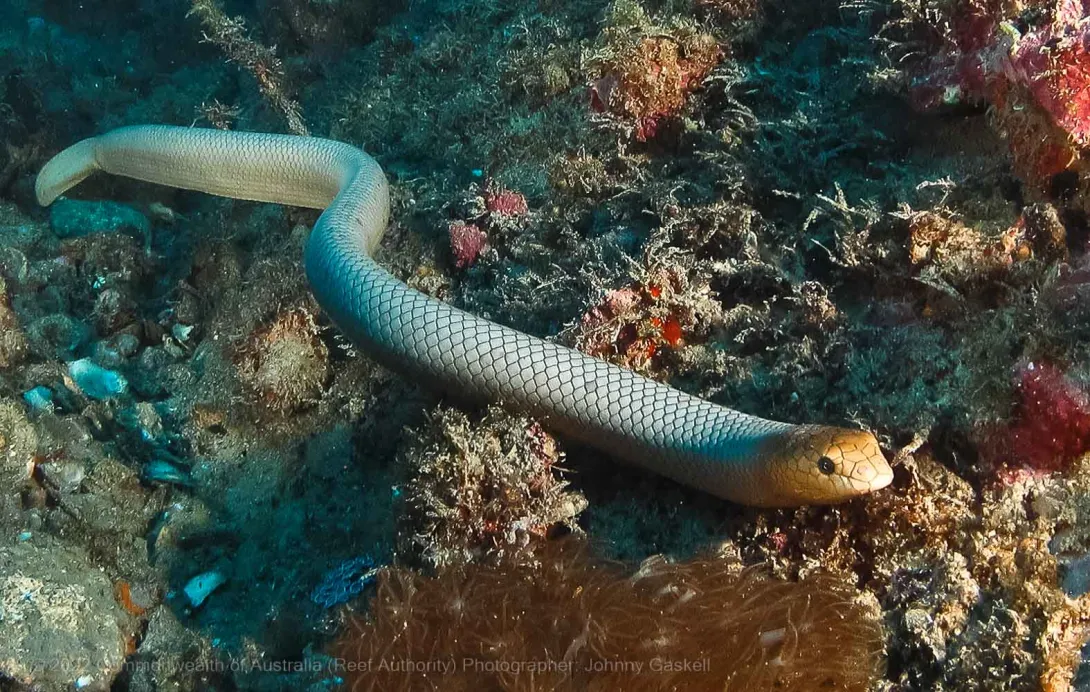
(591, 28), (723, 141)
(396, 406), (585, 570)
(576, 266), (694, 375)
(448, 220), (488, 269)
(331, 538), (885, 692)
(900, 0), (1090, 197)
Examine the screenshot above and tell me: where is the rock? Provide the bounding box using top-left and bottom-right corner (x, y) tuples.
(26, 313), (89, 361)
(0, 540), (127, 691)
(0, 399), (37, 494)
(38, 458), (85, 494)
(124, 607), (211, 692)
(23, 386), (55, 414)
(48, 198), (150, 241)
(0, 279), (27, 368)
(1063, 553), (1090, 597)
(182, 570), (225, 608)
(68, 358), (128, 400)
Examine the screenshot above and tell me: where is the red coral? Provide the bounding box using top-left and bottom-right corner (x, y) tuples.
(1004, 362), (1090, 475)
(577, 274), (689, 370)
(484, 187), (528, 217)
(449, 221), (488, 269)
(661, 315), (683, 346)
(768, 531), (789, 554)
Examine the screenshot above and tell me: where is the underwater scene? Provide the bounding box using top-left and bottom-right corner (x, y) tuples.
(5, 0), (1090, 689)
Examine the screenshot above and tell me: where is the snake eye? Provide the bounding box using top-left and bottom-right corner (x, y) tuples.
(817, 456), (836, 475)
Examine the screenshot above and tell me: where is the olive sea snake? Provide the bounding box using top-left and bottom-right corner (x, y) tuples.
(36, 125), (894, 506)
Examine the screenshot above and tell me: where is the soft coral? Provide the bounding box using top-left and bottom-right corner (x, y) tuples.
(332, 538), (884, 692)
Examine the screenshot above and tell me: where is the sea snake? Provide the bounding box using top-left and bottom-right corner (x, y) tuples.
(35, 125), (894, 506)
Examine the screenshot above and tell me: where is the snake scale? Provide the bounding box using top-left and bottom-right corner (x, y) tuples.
(35, 125), (894, 506)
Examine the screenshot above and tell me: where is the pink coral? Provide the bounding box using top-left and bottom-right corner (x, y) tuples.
(1003, 361), (1090, 475)
(484, 187), (528, 217)
(449, 221), (488, 269)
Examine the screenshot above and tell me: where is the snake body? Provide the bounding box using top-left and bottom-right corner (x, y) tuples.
(36, 125), (893, 506)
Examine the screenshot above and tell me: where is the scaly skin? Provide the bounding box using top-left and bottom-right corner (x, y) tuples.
(36, 125), (894, 506)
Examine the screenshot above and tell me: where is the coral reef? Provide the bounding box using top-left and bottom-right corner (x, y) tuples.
(905, 209), (1021, 290)
(333, 538), (884, 692)
(447, 183), (531, 269)
(591, 31), (722, 141)
(6, 0), (1090, 688)
(576, 264), (714, 377)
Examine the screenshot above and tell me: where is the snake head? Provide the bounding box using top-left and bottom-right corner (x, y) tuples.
(758, 426), (894, 506)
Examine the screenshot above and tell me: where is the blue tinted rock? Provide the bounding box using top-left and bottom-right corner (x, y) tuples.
(22, 386), (54, 414)
(68, 358), (128, 399)
(49, 198), (150, 240)
(183, 570), (226, 608)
